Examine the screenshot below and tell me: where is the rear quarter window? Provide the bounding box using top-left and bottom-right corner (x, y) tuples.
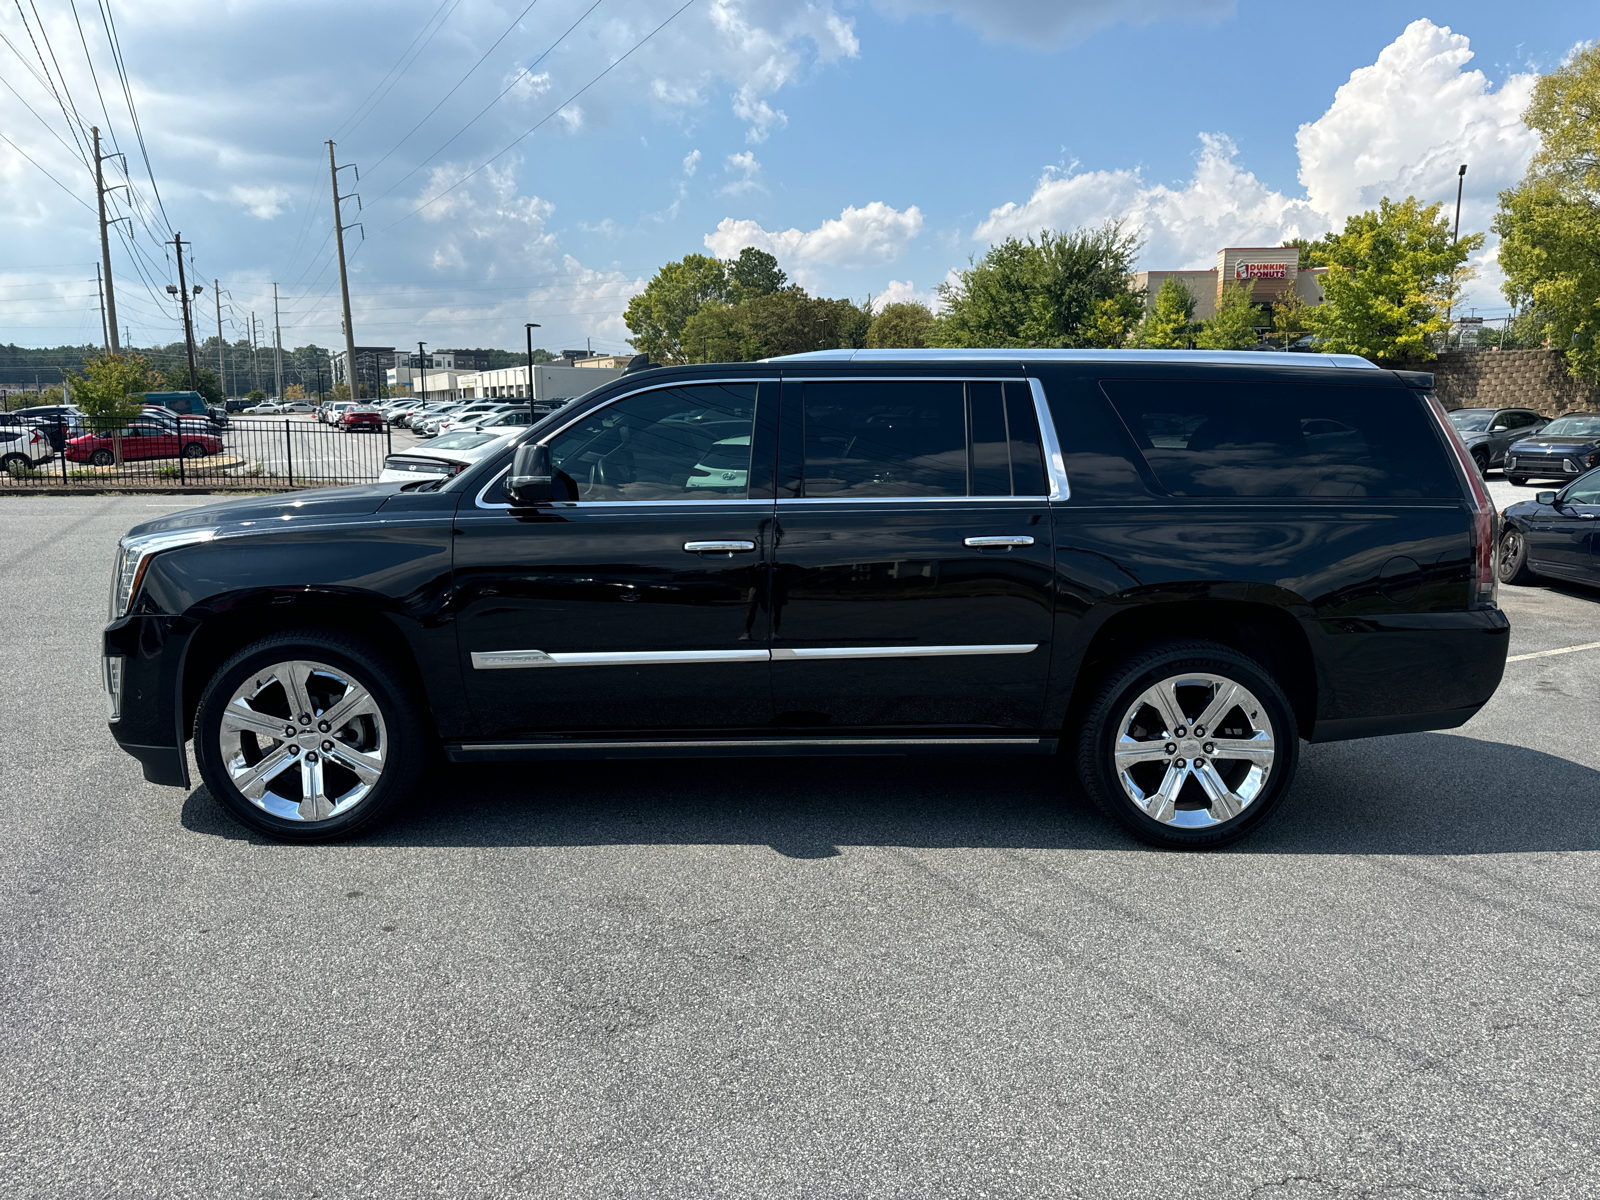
(1102, 380), (1460, 499)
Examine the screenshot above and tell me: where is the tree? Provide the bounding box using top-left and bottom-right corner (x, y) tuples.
(681, 288), (873, 362)
(933, 222), (1143, 347)
(728, 247), (786, 301)
(246, 389), (266, 405)
(283, 383), (307, 403)
(1195, 280), (1261, 349)
(1271, 288), (1311, 348)
(67, 353), (155, 464)
(866, 301), (936, 348)
(157, 364), (224, 406)
(1079, 294), (1143, 348)
(1301, 196), (1483, 362)
(1137, 277), (1197, 348)
(1494, 43), (1600, 381)
(624, 253), (731, 363)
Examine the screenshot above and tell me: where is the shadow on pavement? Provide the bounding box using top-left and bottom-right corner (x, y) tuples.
(180, 732), (1600, 857)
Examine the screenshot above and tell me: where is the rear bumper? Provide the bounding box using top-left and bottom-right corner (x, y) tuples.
(1308, 608), (1509, 741)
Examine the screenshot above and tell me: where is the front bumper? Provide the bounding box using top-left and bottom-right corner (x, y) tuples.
(104, 614), (192, 788)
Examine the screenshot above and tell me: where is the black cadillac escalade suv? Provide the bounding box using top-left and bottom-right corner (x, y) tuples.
(103, 350), (1509, 848)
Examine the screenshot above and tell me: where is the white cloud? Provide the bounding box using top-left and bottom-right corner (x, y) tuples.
(230, 184), (290, 220)
(870, 0), (1233, 46)
(506, 69), (552, 102)
(872, 279), (940, 312)
(972, 20), (1539, 309)
(705, 201), (925, 287)
(682, 149), (702, 177)
(718, 151), (765, 196)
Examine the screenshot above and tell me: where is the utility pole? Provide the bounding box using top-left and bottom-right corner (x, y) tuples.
(170, 233), (200, 390)
(327, 140), (362, 398)
(417, 341), (428, 406)
(96, 263), (108, 352)
(249, 311), (259, 393)
(93, 126), (121, 354)
(214, 280), (226, 396)
(525, 322), (540, 418)
(272, 283), (284, 400)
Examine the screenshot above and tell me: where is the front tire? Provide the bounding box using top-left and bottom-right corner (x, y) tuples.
(194, 630), (427, 841)
(182, 441), (207, 458)
(89, 448), (114, 466)
(1507, 475), (1529, 487)
(1075, 640), (1299, 849)
(1471, 449), (1490, 478)
(1498, 526), (1537, 586)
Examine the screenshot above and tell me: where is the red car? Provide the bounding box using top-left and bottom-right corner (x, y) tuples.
(340, 406), (384, 432)
(65, 418), (222, 465)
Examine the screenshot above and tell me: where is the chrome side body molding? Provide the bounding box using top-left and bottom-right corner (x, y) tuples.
(471, 644), (1040, 669)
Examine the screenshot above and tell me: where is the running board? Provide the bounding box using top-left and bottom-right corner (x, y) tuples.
(444, 736), (1058, 763)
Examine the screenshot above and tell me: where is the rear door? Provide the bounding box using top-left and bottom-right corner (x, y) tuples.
(768, 372), (1055, 732)
(452, 377), (778, 738)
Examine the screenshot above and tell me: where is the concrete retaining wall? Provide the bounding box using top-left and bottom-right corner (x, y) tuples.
(1410, 349), (1600, 416)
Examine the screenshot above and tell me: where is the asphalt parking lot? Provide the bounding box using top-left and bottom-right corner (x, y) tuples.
(3, 494), (1599, 1199)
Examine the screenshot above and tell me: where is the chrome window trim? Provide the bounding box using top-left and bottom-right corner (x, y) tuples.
(1028, 377), (1071, 502)
(456, 737), (1042, 752)
(774, 495), (1047, 505)
(474, 376), (771, 511)
(472, 643), (1038, 669)
(770, 348), (1381, 370)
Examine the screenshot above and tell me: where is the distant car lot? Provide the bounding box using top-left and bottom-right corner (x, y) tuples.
(3, 494), (1599, 1198)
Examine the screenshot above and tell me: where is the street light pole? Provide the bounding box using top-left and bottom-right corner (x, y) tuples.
(525, 322), (541, 420)
(1446, 163), (1467, 342)
(416, 341), (428, 407)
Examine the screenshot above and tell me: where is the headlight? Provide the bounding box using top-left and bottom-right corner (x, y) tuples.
(109, 528), (218, 618)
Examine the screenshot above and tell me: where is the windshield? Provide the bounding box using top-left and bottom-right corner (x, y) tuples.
(1448, 410), (1494, 433)
(1540, 416), (1600, 437)
(428, 431), (500, 452)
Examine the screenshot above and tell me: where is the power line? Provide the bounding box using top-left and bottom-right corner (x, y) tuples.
(0, 129), (95, 210)
(66, 0), (121, 155)
(335, 0), (461, 140)
(9, 0), (92, 166)
(380, 0), (695, 232)
(0, 66), (91, 164)
(98, 0), (172, 235)
(369, 0), (605, 206)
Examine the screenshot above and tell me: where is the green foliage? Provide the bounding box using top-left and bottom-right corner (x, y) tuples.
(1137, 278), (1197, 348)
(624, 253), (733, 363)
(1079, 294), (1144, 349)
(157, 364), (224, 406)
(1283, 236), (1335, 268)
(1195, 280), (1262, 349)
(681, 288), (872, 362)
(933, 222), (1143, 347)
(246, 389), (266, 405)
(1494, 43), (1600, 380)
(1272, 288), (1311, 348)
(67, 354), (154, 434)
(866, 302), (937, 348)
(1302, 196), (1483, 362)
(728, 247), (786, 301)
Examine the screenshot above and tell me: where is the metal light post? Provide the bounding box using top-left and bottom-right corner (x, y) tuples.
(416, 341), (428, 408)
(1446, 164), (1467, 343)
(525, 322), (541, 419)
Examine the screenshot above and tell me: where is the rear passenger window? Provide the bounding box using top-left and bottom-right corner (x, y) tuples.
(1103, 381), (1460, 499)
(801, 380), (1045, 498)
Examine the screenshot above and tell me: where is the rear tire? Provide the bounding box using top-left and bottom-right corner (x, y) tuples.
(194, 629), (427, 842)
(1498, 526), (1537, 586)
(1074, 640), (1299, 849)
(182, 441), (207, 458)
(89, 448), (114, 466)
(1472, 449), (1490, 477)
(1507, 475), (1529, 487)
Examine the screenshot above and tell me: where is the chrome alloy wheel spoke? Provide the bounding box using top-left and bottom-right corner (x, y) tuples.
(298, 754), (333, 821)
(1110, 670), (1275, 828)
(233, 743), (299, 800)
(220, 702), (291, 741)
(318, 682), (377, 736)
(325, 742), (383, 786)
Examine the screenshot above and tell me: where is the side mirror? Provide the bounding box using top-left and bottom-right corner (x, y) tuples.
(504, 442), (553, 506)
(1491, 424), (1508, 432)
(1536, 491), (1557, 505)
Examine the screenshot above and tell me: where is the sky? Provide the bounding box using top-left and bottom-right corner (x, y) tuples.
(0, 0), (1593, 358)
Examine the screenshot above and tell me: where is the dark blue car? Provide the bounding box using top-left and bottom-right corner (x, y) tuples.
(1503, 412), (1600, 485)
(1499, 467), (1600, 587)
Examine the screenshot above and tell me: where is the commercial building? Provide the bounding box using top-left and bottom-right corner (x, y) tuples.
(332, 346), (395, 400)
(456, 361), (626, 403)
(1133, 247), (1331, 320)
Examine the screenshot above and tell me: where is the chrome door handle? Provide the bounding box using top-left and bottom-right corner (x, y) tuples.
(964, 536), (1035, 548)
(684, 540), (757, 554)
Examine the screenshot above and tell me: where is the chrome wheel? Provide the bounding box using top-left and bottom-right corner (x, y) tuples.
(1499, 529), (1525, 583)
(1110, 671), (1275, 828)
(217, 658), (387, 822)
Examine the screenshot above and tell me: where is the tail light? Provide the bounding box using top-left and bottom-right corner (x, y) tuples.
(1425, 395), (1497, 610)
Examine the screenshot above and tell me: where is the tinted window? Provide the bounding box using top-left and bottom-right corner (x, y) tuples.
(1566, 475), (1600, 505)
(1542, 416), (1600, 437)
(547, 383), (756, 501)
(1448, 410), (1494, 432)
(801, 380), (1045, 498)
(1104, 380), (1459, 499)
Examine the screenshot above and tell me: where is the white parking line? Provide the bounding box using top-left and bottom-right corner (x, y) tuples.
(1506, 640), (1600, 663)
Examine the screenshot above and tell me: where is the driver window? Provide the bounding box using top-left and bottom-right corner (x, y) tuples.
(1566, 478), (1600, 505)
(545, 383), (756, 502)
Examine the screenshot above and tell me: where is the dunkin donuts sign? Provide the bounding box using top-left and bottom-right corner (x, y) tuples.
(1235, 262), (1288, 280)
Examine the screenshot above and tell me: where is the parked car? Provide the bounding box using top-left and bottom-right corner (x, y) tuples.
(241, 402), (282, 415)
(5, 404), (84, 451)
(339, 405), (384, 432)
(0, 421), (55, 471)
(205, 406), (230, 429)
(67, 419), (221, 465)
(319, 402), (352, 425)
(1502, 413), (1600, 485)
(407, 403), (465, 434)
(140, 407), (218, 440)
(376, 430), (517, 484)
(1445, 407), (1547, 475)
(279, 401), (315, 415)
(1498, 467), (1600, 587)
(224, 398), (252, 413)
(435, 404), (522, 436)
(102, 350), (1508, 848)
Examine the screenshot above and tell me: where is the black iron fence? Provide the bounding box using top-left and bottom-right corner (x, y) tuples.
(1, 416), (393, 491)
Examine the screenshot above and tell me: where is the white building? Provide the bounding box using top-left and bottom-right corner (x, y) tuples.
(1132, 247), (1332, 320)
(454, 362), (627, 404)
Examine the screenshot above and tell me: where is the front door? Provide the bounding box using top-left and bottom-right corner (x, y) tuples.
(769, 375), (1055, 731)
(452, 380), (777, 738)
(1524, 476), (1600, 576)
